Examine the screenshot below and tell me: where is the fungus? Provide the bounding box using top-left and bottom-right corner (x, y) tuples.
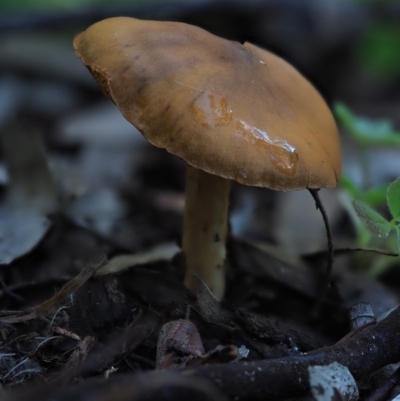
(74, 17), (341, 300)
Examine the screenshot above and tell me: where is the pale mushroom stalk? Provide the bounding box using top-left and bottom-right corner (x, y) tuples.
(182, 165), (231, 300)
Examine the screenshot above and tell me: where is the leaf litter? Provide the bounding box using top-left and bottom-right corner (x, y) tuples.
(0, 125), (57, 265)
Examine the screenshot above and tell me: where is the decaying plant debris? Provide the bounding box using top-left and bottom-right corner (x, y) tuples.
(1, 1), (400, 400)
(0, 238), (400, 400)
(0, 134), (399, 400)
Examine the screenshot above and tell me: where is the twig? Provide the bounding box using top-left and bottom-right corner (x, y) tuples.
(308, 189), (334, 312)
(303, 247), (398, 259)
(52, 327), (81, 342)
(0, 256), (106, 324)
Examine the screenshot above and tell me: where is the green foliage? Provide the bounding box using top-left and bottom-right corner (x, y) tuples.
(336, 103), (400, 276)
(334, 103), (400, 147)
(387, 177), (400, 220)
(351, 177), (400, 250)
(340, 176), (387, 206)
(356, 22), (400, 80)
(352, 199), (391, 238)
(334, 103), (400, 231)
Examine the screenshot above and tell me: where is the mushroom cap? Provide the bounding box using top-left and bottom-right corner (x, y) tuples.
(74, 17), (341, 191)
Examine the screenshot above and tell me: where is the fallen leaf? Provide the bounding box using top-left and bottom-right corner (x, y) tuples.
(0, 125), (57, 265)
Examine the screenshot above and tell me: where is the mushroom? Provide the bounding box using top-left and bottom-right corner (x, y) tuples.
(73, 17), (341, 300)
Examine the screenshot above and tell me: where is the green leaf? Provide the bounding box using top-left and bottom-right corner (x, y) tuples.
(352, 199), (391, 237)
(334, 103), (400, 147)
(387, 177), (400, 220)
(340, 176), (388, 206)
(363, 184), (389, 205)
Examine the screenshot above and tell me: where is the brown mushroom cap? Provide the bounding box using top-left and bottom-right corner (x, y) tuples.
(74, 17), (341, 191)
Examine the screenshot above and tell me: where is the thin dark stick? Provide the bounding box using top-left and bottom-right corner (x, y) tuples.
(308, 189), (334, 311)
(302, 247), (398, 260)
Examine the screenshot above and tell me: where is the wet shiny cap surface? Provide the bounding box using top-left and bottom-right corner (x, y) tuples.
(74, 17), (341, 190)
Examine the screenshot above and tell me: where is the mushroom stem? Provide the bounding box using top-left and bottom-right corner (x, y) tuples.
(182, 165), (231, 300)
